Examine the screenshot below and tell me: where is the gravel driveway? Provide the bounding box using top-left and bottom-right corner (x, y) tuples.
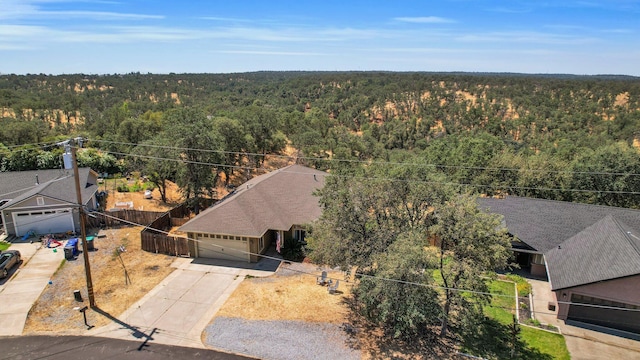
(205, 317), (360, 360)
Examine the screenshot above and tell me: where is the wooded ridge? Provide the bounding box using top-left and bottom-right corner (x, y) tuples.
(1, 71), (639, 208)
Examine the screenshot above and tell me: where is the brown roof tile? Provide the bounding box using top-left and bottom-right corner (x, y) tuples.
(179, 164), (327, 237)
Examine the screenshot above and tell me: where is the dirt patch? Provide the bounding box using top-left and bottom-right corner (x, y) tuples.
(213, 262), (459, 359)
(23, 226), (175, 334)
(216, 266), (350, 324)
(103, 179), (183, 212)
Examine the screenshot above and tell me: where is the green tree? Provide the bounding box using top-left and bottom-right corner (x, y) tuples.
(308, 163), (452, 268)
(431, 194), (511, 337)
(130, 137), (178, 203)
(163, 107), (223, 213)
(569, 142), (640, 208)
(354, 231), (442, 339)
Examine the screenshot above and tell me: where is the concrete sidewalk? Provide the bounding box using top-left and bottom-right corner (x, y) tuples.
(0, 242), (65, 336)
(90, 257), (275, 348)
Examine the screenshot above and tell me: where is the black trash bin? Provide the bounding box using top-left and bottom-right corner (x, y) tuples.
(86, 236), (95, 251)
(64, 246), (74, 260)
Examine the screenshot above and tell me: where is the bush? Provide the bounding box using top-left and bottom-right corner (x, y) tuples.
(505, 273), (532, 297)
(116, 184), (129, 192)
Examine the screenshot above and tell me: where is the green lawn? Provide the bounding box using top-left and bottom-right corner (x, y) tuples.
(520, 326), (570, 360)
(485, 280), (516, 324)
(485, 280), (570, 360)
(0, 242), (10, 251)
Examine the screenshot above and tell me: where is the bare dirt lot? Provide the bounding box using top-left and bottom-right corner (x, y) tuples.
(216, 264), (350, 323)
(103, 179), (183, 212)
(23, 226), (176, 334)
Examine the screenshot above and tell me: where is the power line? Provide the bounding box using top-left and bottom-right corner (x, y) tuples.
(89, 210), (640, 312)
(89, 138), (640, 178)
(91, 210), (513, 299)
(92, 148), (640, 195)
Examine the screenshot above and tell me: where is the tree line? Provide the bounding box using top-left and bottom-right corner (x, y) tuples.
(1, 71), (639, 210)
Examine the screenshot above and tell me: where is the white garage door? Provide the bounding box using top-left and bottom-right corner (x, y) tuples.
(13, 208), (75, 236)
(197, 236), (248, 261)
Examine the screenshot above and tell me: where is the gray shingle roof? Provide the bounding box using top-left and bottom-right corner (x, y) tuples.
(545, 215), (640, 290)
(477, 196), (640, 253)
(0, 168), (97, 209)
(179, 164), (327, 237)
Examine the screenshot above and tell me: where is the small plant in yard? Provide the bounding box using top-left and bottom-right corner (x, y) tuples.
(525, 318), (542, 327)
(505, 273), (532, 297)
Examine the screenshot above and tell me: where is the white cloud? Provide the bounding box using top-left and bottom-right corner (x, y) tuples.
(393, 16), (456, 24)
(487, 7), (532, 14)
(456, 31), (598, 45)
(0, 0), (162, 20)
(199, 17), (253, 23)
(601, 28), (634, 34)
(215, 50), (326, 56)
(40, 10), (163, 20)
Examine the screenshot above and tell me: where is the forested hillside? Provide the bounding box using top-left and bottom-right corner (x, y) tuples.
(1, 72), (640, 207)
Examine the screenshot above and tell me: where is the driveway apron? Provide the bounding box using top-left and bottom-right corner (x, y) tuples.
(92, 258), (272, 348)
(529, 278), (640, 359)
(0, 242), (64, 336)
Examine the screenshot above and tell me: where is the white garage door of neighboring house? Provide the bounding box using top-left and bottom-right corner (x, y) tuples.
(13, 208), (75, 236)
(197, 236), (248, 261)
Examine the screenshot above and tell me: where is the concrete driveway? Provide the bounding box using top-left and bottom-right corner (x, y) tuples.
(0, 241), (65, 336)
(92, 257), (275, 348)
(529, 278), (640, 360)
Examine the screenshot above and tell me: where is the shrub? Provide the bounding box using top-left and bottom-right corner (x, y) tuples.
(505, 273), (532, 297)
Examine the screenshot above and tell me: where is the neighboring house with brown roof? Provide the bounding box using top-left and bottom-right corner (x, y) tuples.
(0, 168), (100, 237)
(179, 164), (327, 262)
(478, 196), (640, 334)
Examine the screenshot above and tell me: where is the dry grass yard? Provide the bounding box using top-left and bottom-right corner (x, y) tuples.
(216, 266), (350, 323)
(23, 226), (175, 333)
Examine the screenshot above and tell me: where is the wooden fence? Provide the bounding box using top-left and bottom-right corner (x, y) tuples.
(90, 198), (217, 258)
(88, 209), (165, 228)
(139, 202), (196, 257)
(141, 231), (190, 257)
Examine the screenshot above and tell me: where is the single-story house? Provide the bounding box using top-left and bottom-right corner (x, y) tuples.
(179, 164), (327, 262)
(478, 196), (640, 334)
(0, 168), (100, 237)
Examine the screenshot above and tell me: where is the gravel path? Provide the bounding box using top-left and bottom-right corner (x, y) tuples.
(205, 317), (360, 360)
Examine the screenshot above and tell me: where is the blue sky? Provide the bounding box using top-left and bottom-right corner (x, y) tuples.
(1, 0), (639, 75)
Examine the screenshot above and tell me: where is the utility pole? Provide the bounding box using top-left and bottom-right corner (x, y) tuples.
(70, 141), (96, 308)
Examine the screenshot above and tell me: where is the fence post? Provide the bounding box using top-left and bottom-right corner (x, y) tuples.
(174, 237), (178, 257)
(153, 235), (158, 253)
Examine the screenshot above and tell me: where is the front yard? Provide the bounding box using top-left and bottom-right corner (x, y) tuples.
(204, 263), (360, 360)
(479, 279), (570, 360)
(23, 226), (175, 333)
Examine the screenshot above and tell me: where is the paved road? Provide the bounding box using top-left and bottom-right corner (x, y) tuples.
(90, 257), (274, 348)
(529, 278), (640, 360)
(0, 335), (255, 359)
(0, 241), (64, 336)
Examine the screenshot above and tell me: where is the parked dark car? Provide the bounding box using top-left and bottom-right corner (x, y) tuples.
(0, 250), (21, 278)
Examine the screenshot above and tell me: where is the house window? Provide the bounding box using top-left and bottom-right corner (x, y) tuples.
(531, 253), (544, 265)
(36, 197), (44, 205)
(259, 237), (264, 250)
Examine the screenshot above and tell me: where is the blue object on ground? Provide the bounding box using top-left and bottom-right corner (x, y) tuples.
(22, 230), (35, 241)
(67, 238), (79, 255)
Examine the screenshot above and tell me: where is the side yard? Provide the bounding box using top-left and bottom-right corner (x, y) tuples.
(479, 279), (570, 360)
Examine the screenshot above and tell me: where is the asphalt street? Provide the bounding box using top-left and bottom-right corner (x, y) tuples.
(0, 335), (255, 359)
